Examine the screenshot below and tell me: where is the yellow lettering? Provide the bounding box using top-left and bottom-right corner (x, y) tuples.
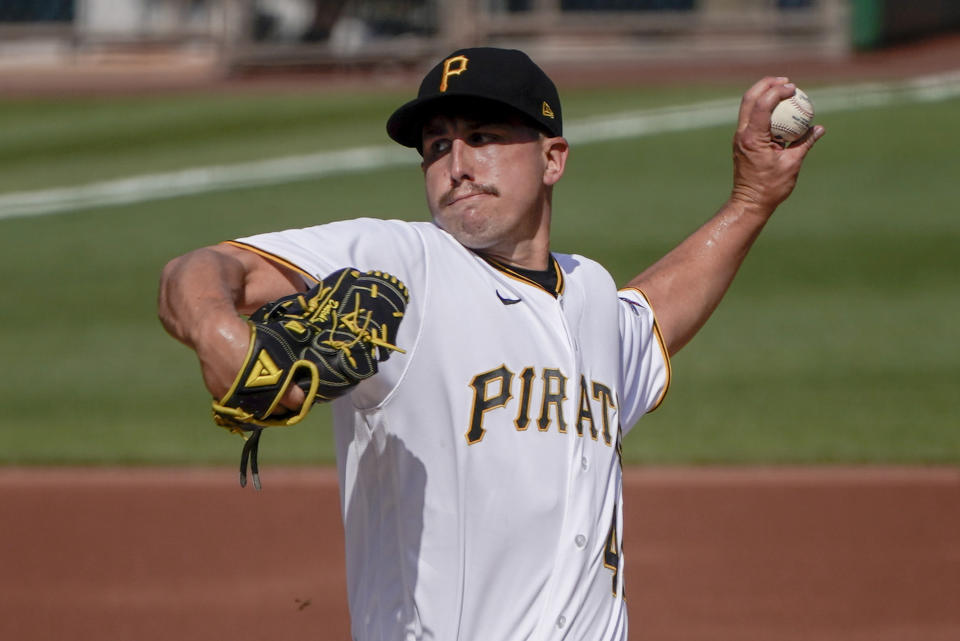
(311, 298), (338, 323)
(440, 55), (469, 92)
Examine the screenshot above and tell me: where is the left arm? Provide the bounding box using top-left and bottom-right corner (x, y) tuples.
(629, 77), (825, 356)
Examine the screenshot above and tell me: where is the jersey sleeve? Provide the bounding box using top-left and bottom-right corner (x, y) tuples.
(227, 217), (423, 283)
(617, 286), (671, 433)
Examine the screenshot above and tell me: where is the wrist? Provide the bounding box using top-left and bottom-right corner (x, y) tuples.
(193, 314), (253, 400)
(727, 187), (777, 221)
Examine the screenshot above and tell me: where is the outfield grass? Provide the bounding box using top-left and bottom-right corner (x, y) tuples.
(1, 83), (956, 465)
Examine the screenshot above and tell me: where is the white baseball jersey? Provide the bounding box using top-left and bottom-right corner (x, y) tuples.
(231, 217), (670, 641)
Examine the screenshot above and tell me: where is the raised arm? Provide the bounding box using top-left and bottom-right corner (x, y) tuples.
(157, 243), (305, 400)
(628, 77), (825, 356)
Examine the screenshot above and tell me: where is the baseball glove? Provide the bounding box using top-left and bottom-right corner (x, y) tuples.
(212, 267), (409, 488)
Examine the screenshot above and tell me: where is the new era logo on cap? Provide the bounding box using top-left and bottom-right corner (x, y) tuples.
(386, 47), (563, 150)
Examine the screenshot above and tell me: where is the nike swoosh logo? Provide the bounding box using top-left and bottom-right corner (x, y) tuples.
(496, 290), (522, 305)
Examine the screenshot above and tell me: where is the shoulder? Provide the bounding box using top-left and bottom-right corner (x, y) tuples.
(230, 218), (440, 284)
(554, 252), (617, 290)
(319, 218), (456, 250)
(312, 217), (422, 240)
(243, 217), (433, 256)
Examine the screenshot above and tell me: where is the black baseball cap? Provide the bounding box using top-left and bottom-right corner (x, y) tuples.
(386, 47), (563, 150)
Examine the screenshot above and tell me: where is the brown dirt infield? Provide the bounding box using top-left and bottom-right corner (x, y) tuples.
(3, 466), (958, 641)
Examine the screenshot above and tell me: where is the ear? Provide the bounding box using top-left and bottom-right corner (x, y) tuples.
(541, 136), (569, 187)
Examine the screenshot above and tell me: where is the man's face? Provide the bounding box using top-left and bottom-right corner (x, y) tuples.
(420, 110), (561, 259)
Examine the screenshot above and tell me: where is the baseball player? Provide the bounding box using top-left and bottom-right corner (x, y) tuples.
(158, 48), (822, 640)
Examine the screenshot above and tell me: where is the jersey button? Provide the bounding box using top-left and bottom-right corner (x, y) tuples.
(575, 534), (587, 548)
(580, 456), (589, 471)
(556, 615), (567, 629)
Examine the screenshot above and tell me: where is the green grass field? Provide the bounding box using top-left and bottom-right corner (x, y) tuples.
(1, 80), (957, 466)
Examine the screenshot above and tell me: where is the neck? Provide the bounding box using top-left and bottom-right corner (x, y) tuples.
(478, 246), (550, 271)
(486, 192), (554, 270)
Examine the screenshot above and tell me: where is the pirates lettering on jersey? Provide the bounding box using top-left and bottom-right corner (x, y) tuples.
(539, 368), (567, 433)
(466, 365), (617, 445)
(515, 367), (535, 431)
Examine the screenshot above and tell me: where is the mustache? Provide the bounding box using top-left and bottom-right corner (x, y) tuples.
(441, 183), (499, 206)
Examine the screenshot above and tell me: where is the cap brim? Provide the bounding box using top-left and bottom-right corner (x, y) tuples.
(386, 94), (448, 149)
(386, 93), (552, 150)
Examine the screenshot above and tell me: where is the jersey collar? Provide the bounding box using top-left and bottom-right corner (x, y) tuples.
(477, 253), (565, 298)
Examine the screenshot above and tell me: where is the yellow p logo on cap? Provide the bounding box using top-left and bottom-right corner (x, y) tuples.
(439, 55), (469, 92)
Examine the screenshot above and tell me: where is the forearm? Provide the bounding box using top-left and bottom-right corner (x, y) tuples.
(158, 244), (306, 399)
(157, 247), (248, 349)
(630, 78), (824, 356)
(158, 246), (267, 401)
(628, 197), (770, 356)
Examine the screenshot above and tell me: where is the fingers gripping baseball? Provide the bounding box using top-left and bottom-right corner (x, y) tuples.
(732, 77), (825, 213)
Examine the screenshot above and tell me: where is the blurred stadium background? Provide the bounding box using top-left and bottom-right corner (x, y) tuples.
(1, 0), (958, 467)
(2, 0), (960, 79)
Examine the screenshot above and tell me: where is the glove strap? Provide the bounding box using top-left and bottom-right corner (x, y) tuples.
(239, 427), (263, 490)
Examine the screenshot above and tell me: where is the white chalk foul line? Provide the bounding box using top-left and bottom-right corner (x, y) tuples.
(2, 70), (960, 221)
(564, 68), (960, 144)
(0, 145), (414, 220)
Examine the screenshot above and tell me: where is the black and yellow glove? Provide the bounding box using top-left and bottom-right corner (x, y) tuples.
(212, 267), (409, 488)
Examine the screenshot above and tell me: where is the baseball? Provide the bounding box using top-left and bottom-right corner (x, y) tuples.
(770, 88), (814, 144)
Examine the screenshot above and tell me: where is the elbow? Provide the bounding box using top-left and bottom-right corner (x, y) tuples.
(158, 254), (183, 292)
(156, 245), (241, 345)
(156, 252), (193, 340)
